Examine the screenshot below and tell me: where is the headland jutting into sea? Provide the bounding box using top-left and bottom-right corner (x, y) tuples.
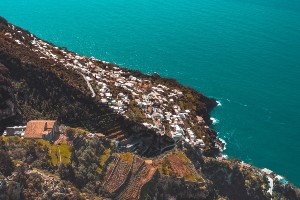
(0, 16), (299, 199)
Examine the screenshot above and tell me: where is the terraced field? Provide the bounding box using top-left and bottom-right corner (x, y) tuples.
(131, 156), (144, 175)
(102, 155), (120, 185)
(154, 151), (205, 183)
(100, 153), (158, 199)
(104, 154), (133, 193)
(118, 164), (157, 200)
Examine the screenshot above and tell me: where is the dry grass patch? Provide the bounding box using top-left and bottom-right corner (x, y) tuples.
(37, 139), (71, 165)
(119, 152), (134, 163)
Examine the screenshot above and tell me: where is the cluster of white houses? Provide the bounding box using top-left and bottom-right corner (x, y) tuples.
(5, 26), (207, 149)
(74, 62), (206, 148)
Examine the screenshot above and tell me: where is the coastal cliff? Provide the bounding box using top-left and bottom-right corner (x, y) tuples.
(0, 16), (219, 157)
(0, 17), (299, 200)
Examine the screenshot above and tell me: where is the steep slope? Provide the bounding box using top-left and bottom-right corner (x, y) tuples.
(0, 62), (22, 132)
(2, 133), (299, 200)
(0, 17), (299, 200)
(0, 18), (176, 157)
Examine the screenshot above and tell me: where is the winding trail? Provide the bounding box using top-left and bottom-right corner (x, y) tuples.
(58, 147), (62, 164)
(160, 144), (176, 153)
(80, 72), (96, 98)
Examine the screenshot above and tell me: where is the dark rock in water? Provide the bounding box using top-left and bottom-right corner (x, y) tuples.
(152, 71), (160, 78)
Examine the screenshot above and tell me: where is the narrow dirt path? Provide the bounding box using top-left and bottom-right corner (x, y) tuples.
(58, 147), (62, 164)
(80, 72), (96, 98)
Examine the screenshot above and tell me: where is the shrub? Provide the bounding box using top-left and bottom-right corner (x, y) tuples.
(0, 150), (15, 176)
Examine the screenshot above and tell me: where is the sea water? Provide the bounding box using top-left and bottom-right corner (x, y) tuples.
(1, 0), (300, 186)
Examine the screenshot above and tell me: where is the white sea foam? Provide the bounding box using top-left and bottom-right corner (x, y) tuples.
(216, 100), (222, 107)
(219, 137), (227, 151)
(222, 154), (228, 159)
(210, 117), (219, 125)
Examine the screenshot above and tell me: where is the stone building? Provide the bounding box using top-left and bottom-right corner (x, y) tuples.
(24, 120), (59, 141)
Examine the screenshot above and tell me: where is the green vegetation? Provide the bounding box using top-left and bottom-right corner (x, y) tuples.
(193, 126), (205, 139)
(97, 148), (111, 174)
(0, 136), (52, 170)
(1, 136), (9, 142)
(37, 139), (71, 165)
(185, 173), (205, 183)
(175, 151), (190, 163)
(0, 150), (15, 176)
(119, 152), (134, 163)
(126, 101), (147, 123)
(68, 136), (108, 189)
(159, 152), (204, 183)
(74, 128), (90, 135)
(162, 164), (172, 176)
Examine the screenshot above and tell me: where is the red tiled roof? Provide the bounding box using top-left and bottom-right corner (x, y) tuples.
(24, 120), (56, 139)
(95, 133), (105, 137)
(197, 116), (204, 122)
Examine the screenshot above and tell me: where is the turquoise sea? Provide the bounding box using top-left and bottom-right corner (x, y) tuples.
(1, 0), (300, 186)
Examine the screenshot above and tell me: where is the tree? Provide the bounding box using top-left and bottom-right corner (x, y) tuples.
(59, 163), (75, 181)
(25, 143), (37, 164)
(0, 138), (7, 150)
(0, 150), (15, 176)
(66, 128), (76, 140)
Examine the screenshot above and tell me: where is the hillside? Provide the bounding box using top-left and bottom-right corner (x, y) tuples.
(0, 17), (299, 200)
(0, 16), (220, 157)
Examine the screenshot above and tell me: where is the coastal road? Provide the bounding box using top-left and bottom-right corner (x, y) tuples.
(80, 72), (96, 98)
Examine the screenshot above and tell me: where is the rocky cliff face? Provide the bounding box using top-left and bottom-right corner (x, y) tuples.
(0, 63), (15, 121)
(0, 17), (299, 200)
(0, 62), (22, 132)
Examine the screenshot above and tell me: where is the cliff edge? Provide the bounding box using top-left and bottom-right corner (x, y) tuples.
(0, 17), (299, 200)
